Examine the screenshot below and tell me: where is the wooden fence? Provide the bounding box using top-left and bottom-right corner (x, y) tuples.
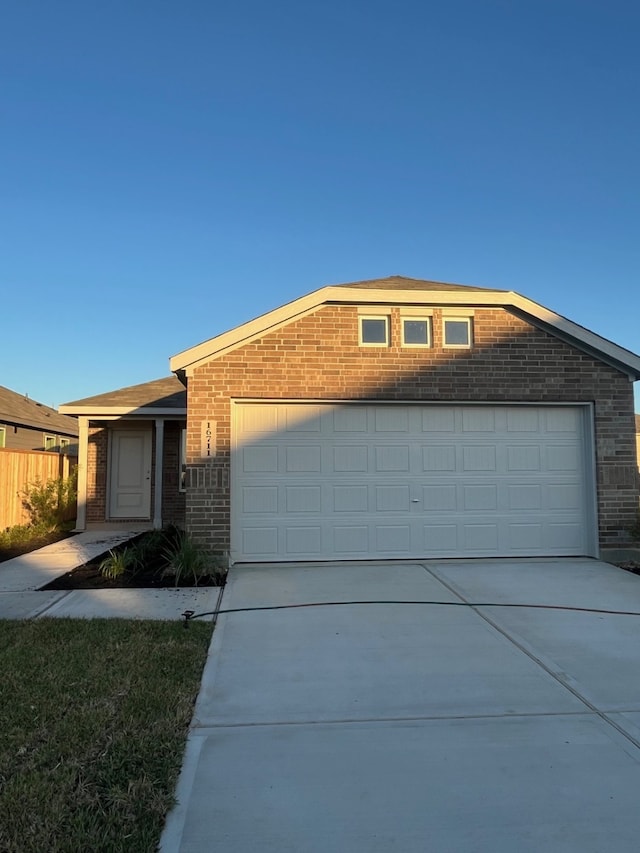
(0, 448), (77, 529)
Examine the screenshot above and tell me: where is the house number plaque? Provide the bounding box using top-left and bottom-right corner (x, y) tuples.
(201, 420), (217, 460)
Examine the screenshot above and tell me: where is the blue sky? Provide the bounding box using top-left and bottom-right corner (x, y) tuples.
(1, 0), (639, 410)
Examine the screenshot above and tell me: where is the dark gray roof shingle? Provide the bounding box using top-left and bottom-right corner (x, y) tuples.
(0, 385), (79, 435)
(62, 376), (186, 410)
(334, 275), (505, 292)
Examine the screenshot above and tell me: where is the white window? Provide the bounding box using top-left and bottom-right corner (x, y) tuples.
(59, 438), (70, 451)
(402, 318), (431, 347)
(443, 317), (472, 348)
(0, 426), (5, 448)
(44, 434), (57, 451)
(179, 428), (187, 492)
(359, 316), (389, 346)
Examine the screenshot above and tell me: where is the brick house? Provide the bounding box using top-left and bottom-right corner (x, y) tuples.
(61, 276), (640, 562)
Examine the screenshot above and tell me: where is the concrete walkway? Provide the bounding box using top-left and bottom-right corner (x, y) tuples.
(160, 557), (640, 852)
(0, 530), (220, 621)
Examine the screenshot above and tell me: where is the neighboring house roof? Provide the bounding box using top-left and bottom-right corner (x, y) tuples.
(636, 414), (640, 432)
(60, 376), (186, 416)
(169, 275), (640, 379)
(0, 385), (79, 436)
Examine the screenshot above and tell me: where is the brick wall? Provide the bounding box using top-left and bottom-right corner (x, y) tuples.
(86, 426), (108, 523)
(162, 422), (186, 526)
(185, 304), (638, 555)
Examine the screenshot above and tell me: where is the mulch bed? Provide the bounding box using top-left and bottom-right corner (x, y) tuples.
(618, 561), (640, 576)
(41, 530), (223, 590)
(42, 559), (222, 590)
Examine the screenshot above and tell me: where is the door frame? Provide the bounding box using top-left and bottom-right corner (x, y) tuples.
(107, 426), (153, 519)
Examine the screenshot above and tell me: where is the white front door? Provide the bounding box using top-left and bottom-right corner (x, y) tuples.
(109, 429), (152, 519)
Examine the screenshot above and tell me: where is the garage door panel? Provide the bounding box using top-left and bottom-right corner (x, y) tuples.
(547, 445), (579, 471)
(463, 524), (499, 551)
(285, 486), (321, 513)
(232, 403), (592, 561)
(375, 408), (409, 432)
(422, 446), (456, 471)
(375, 445), (410, 471)
(423, 524), (458, 552)
(422, 408), (455, 432)
(462, 408), (496, 432)
(462, 445), (497, 471)
(242, 445), (278, 472)
(376, 485), (411, 512)
(242, 527), (278, 556)
(285, 527), (322, 555)
(333, 485), (369, 512)
(376, 525), (411, 552)
(422, 484), (457, 511)
(333, 445), (368, 472)
(506, 409), (540, 432)
(508, 523), (544, 550)
(334, 526), (369, 553)
(545, 408), (579, 432)
(463, 484), (498, 511)
(507, 484), (542, 510)
(507, 445), (542, 471)
(242, 486), (279, 514)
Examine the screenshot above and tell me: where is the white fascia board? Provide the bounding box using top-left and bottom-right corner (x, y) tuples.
(169, 285), (640, 378)
(509, 293), (640, 378)
(58, 406), (187, 417)
(169, 289), (331, 372)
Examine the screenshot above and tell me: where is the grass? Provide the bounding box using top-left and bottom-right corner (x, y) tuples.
(0, 618), (213, 853)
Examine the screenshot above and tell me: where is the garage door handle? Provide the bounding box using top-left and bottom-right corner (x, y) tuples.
(411, 499), (420, 503)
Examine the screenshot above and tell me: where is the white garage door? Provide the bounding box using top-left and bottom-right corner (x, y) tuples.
(231, 403), (594, 562)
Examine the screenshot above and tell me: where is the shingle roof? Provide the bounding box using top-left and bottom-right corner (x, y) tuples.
(334, 275), (505, 292)
(62, 376), (186, 410)
(0, 385), (79, 435)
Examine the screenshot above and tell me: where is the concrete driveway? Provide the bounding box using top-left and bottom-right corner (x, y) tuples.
(161, 558), (640, 852)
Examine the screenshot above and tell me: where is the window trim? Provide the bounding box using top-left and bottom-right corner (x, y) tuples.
(359, 315), (390, 347)
(0, 426), (5, 448)
(44, 434), (57, 451)
(443, 316), (472, 348)
(401, 317), (432, 348)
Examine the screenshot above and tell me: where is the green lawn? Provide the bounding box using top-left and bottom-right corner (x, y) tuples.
(0, 618), (213, 853)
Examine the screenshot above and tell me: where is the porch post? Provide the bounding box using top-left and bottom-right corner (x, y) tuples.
(153, 418), (164, 529)
(75, 417), (88, 531)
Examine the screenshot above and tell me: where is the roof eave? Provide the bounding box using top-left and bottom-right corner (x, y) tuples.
(58, 406), (187, 417)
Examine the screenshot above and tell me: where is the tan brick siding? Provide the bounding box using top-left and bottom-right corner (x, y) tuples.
(185, 304), (639, 555)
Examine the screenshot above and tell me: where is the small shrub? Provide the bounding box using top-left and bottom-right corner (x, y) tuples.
(629, 511), (640, 544)
(99, 546), (139, 580)
(20, 470), (77, 532)
(0, 524), (40, 549)
(161, 530), (222, 587)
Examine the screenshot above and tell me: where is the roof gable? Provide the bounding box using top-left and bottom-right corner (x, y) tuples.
(170, 276), (640, 379)
(0, 385), (79, 435)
